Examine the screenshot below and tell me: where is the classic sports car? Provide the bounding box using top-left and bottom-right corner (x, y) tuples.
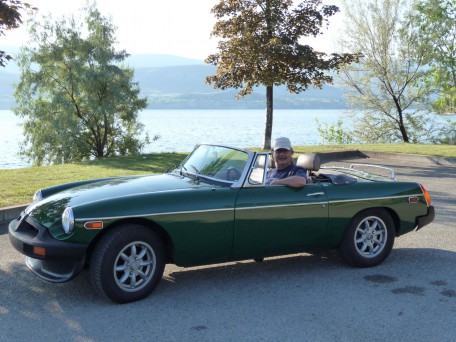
(9, 144), (435, 303)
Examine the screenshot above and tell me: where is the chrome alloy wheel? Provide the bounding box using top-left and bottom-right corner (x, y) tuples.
(113, 241), (156, 292)
(354, 216), (388, 258)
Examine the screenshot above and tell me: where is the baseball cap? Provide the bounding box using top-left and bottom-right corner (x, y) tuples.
(273, 137), (292, 151)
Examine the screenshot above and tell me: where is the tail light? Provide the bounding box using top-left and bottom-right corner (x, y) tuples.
(419, 183), (432, 207)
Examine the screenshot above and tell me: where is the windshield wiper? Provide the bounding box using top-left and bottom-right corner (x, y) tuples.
(180, 164), (201, 182)
(179, 164), (188, 176)
(189, 165), (201, 183)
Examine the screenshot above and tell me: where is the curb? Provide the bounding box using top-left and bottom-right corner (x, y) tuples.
(1, 150), (455, 224)
(358, 151), (456, 166)
(0, 205), (27, 225)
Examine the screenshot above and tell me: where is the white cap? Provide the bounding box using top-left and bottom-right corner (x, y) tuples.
(273, 137), (292, 151)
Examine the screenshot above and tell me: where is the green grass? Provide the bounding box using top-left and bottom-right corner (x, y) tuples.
(0, 152), (186, 208)
(1, 144), (455, 208)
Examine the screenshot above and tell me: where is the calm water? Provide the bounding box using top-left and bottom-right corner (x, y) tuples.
(0, 109), (349, 169)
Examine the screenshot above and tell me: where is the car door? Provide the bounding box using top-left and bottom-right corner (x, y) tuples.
(233, 174), (329, 260)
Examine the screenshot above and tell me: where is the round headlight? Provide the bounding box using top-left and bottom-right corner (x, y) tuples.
(62, 207), (75, 235)
(33, 190), (43, 202)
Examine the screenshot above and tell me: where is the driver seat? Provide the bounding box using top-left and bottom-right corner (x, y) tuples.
(297, 153), (321, 175)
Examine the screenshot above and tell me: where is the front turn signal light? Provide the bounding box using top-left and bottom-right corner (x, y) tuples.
(33, 246), (46, 257)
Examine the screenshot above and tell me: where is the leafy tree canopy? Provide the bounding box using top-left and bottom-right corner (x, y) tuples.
(407, 0), (456, 114)
(14, 2), (148, 165)
(0, 0), (36, 67)
(206, 0), (360, 149)
(337, 0), (436, 144)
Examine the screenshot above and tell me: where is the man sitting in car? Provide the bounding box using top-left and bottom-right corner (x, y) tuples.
(266, 137), (307, 188)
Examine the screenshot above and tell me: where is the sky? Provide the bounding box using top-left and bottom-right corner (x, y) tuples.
(2, 0), (344, 61)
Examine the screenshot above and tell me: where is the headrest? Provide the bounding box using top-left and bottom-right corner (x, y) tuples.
(297, 153), (321, 171)
(268, 156), (275, 168)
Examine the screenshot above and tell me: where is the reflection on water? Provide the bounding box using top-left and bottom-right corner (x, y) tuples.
(0, 109), (348, 169)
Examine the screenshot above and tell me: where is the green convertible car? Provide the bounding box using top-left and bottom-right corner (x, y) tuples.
(9, 144), (435, 303)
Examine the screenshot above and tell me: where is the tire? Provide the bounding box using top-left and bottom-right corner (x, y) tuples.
(90, 224), (165, 303)
(338, 209), (395, 268)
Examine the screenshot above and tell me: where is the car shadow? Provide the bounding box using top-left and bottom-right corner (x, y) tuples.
(2, 247), (456, 305)
(0, 222), (8, 236)
(153, 247), (456, 299)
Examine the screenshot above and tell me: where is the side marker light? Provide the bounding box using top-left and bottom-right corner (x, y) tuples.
(84, 221), (104, 229)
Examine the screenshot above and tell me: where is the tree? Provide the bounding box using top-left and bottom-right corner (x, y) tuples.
(14, 3), (148, 165)
(205, 0), (360, 149)
(407, 0), (456, 114)
(0, 0), (36, 67)
(337, 0), (433, 143)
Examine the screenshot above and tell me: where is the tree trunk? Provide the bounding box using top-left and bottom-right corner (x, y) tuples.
(395, 101), (410, 143)
(263, 85), (273, 150)
(399, 123), (409, 143)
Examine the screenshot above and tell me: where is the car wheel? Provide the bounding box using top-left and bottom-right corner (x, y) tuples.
(338, 209), (395, 267)
(90, 224), (165, 303)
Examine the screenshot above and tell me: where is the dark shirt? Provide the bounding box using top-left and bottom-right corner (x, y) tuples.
(266, 163), (307, 185)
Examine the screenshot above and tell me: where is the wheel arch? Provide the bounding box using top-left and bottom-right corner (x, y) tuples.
(348, 206), (400, 235)
(85, 218), (174, 265)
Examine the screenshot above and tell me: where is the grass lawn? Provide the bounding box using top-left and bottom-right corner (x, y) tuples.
(1, 144), (455, 208)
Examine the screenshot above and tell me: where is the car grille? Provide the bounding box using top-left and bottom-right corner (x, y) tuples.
(15, 218), (39, 238)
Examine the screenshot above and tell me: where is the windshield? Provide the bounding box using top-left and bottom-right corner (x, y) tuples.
(180, 145), (249, 184)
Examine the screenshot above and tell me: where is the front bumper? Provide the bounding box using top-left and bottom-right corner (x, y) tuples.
(416, 205), (435, 231)
(9, 215), (88, 282)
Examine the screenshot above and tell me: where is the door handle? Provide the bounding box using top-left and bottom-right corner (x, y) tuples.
(307, 192), (325, 197)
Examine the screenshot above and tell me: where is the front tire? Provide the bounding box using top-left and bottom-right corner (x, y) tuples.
(338, 209), (395, 267)
(90, 224), (165, 303)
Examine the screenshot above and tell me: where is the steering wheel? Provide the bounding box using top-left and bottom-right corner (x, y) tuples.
(227, 167), (242, 181)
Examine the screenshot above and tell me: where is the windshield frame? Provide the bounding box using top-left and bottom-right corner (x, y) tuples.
(174, 144), (255, 188)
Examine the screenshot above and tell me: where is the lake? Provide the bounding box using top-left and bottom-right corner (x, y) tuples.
(0, 109), (349, 169)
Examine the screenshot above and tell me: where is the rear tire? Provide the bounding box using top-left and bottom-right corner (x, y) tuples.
(338, 209), (395, 267)
(90, 224), (165, 303)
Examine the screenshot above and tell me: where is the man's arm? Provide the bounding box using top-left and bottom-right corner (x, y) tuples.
(269, 175), (307, 188)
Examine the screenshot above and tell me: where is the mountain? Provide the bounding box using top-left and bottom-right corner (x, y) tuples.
(0, 54), (348, 110)
(136, 64), (347, 109)
(126, 54), (204, 68)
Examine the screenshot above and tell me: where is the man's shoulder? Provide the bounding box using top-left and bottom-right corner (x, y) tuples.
(290, 164), (307, 177)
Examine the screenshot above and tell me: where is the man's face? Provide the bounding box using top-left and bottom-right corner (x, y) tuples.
(273, 148), (293, 170)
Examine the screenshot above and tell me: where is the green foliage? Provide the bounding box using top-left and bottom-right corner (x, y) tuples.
(406, 0), (456, 114)
(315, 118), (354, 144)
(436, 117), (456, 144)
(13, 2), (148, 165)
(0, 0), (36, 67)
(338, 0), (433, 143)
(206, 0), (360, 149)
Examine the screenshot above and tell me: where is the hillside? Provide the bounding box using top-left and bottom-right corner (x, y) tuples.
(0, 54), (348, 110)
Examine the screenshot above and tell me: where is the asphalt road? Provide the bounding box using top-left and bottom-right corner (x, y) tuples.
(1, 157), (455, 342)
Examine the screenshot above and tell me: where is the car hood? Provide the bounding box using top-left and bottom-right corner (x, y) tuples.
(26, 173), (209, 227)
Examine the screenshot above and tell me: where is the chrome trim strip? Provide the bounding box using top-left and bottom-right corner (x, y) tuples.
(236, 202), (326, 211)
(329, 193), (423, 204)
(75, 207), (234, 222)
(74, 193), (424, 222)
